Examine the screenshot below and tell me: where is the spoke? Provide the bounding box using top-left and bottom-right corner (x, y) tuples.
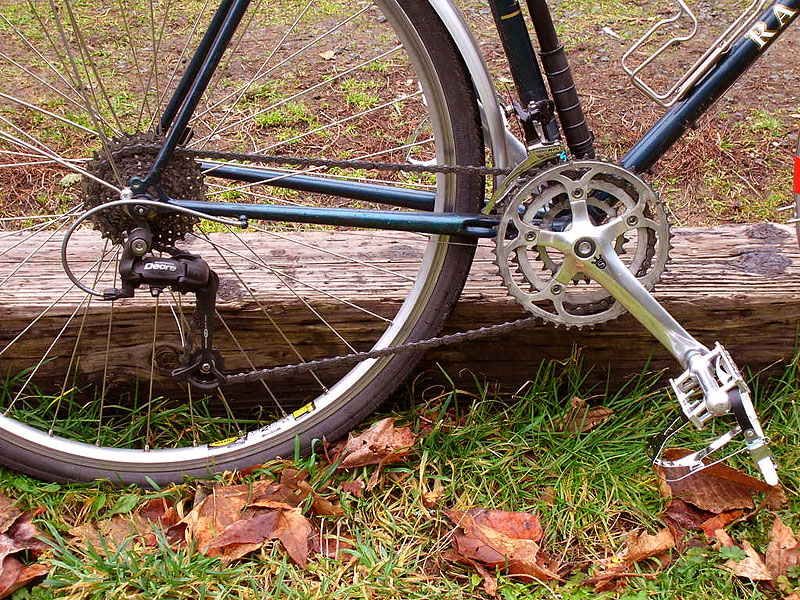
(194, 43), (400, 144)
(198, 0), (310, 143)
(0, 207), (81, 245)
(216, 388), (241, 437)
(204, 182), (310, 207)
(194, 230), (328, 391)
(5, 7), (78, 94)
(215, 310), (286, 416)
(25, 0), (84, 93)
(214, 225), (362, 359)
(51, 239), (110, 435)
(6, 295), (90, 415)
(139, 0), (174, 127)
(0, 212), (77, 286)
(202, 131), (434, 200)
(147, 0), (212, 130)
(259, 91), (424, 155)
(354, 137), (435, 162)
(114, 0), (154, 130)
(246, 222), (415, 282)
(202, 0), (267, 103)
(190, 4), (374, 130)
(4, 246), (117, 413)
(0, 50), (89, 117)
(0, 124), (120, 193)
(47, 0), (123, 184)
(0, 91), (98, 138)
(97, 251), (120, 445)
(193, 231), (392, 323)
(186, 384), (198, 446)
(145, 293), (160, 451)
(0, 251), (110, 358)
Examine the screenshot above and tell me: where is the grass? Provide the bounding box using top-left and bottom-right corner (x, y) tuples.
(3, 355), (799, 599)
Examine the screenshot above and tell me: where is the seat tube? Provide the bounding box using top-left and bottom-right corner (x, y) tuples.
(488, 0), (560, 144)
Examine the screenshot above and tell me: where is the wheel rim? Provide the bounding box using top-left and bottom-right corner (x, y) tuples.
(0, 0), (471, 475)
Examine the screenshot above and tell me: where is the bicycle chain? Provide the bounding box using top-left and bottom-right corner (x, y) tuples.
(225, 315), (539, 384)
(91, 142), (538, 384)
(176, 147), (513, 177)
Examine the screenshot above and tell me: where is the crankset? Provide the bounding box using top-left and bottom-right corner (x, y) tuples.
(495, 159), (779, 485)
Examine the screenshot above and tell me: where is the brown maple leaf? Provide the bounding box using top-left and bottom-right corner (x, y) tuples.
(0, 498), (50, 599)
(658, 448), (784, 513)
(332, 418), (416, 469)
(445, 508), (560, 584)
(585, 528), (674, 592)
(765, 516), (799, 580)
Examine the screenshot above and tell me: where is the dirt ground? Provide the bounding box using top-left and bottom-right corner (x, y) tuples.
(460, 0), (799, 226)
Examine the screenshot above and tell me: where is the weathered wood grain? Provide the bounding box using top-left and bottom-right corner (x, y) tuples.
(1, 223), (796, 396)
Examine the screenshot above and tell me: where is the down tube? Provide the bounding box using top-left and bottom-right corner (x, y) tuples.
(622, 0), (799, 174)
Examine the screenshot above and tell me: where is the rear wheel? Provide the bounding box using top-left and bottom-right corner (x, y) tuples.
(0, 0), (484, 483)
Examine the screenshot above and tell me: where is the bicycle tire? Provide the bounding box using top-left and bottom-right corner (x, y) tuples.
(0, 0), (483, 484)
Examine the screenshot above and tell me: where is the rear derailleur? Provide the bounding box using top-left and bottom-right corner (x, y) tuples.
(102, 226), (225, 390)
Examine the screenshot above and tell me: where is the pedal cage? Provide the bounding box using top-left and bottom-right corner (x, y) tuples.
(651, 343), (779, 485)
(670, 343), (743, 429)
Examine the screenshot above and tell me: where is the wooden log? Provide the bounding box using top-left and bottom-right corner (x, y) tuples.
(435, 222), (800, 388)
(0, 223), (797, 401)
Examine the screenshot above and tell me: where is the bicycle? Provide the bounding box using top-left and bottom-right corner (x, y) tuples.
(0, 0), (796, 485)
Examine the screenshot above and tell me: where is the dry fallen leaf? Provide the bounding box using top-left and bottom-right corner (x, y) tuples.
(724, 540), (773, 581)
(555, 397), (614, 433)
(273, 508), (313, 567)
(309, 531), (354, 560)
(202, 511), (279, 561)
(181, 484), (262, 551)
(658, 448), (782, 513)
(0, 499), (22, 535)
(180, 476), (322, 566)
(68, 514), (153, 554)
(662, 498), (713, 549)
(765, 517), (799, 579)
(318, 50), (336, 60)
(625, 528), (675, 564)
(712, 528), (737, 549)
(699, 511), (743, 539)
(340, 480), (365, 498)
(0, 557), (49, 599)
(333, 418), (416, 469)
(586, 528), (674, 591)
(0, 499), (50, 599)
(445, 509), (560, 583)
(422, 488), (444, 509)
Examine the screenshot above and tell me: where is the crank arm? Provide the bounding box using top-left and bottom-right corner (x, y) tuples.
(578, 241), (779, 485)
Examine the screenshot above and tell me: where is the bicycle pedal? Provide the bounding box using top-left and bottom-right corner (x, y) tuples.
(652, 343), (779, 485)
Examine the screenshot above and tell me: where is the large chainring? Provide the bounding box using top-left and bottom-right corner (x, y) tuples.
(83, 132), (205, 245)
(494, 160), (671, 327)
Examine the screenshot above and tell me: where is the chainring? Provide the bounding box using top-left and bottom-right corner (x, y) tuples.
(494, 160), (671, 327)
(82, 132), (205, 245)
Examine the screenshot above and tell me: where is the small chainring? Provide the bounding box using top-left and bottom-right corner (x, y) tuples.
(83, 132), (205, 245)
(494, 160), (671, 327)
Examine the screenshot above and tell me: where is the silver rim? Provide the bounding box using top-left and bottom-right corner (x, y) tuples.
(0, 0), (465, 475)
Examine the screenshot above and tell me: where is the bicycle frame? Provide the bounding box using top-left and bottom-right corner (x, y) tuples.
(146, 0), (799, 236)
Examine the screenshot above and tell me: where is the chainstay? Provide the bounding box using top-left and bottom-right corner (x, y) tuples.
(225, 316), (538, 384)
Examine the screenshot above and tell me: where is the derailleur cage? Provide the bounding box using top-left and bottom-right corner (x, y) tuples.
(102, 227), (226, 390)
